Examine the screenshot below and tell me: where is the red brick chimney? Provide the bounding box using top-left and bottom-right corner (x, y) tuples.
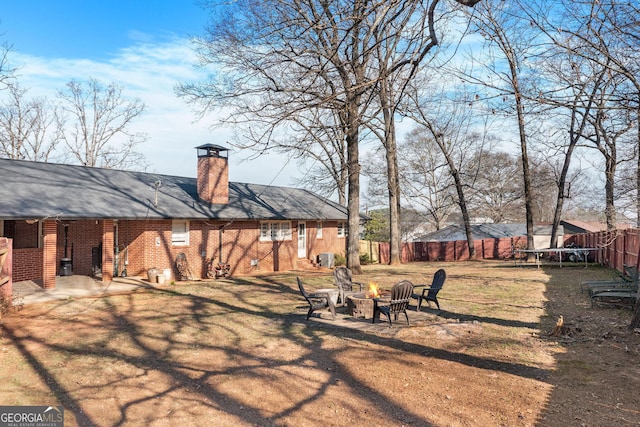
(196, 144), (229, 204)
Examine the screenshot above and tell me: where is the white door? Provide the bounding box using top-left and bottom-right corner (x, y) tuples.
(298, 222), (307, 258)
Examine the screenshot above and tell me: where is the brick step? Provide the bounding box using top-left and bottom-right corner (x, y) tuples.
(296, 258), (318, 270)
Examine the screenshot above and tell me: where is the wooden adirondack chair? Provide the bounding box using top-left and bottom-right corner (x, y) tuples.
(297, 277), (336, 320)
(372, 280), (414, 327)
(333, 266), (364, 306)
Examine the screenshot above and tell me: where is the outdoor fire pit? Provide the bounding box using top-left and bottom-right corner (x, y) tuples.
(346, 290), (390, 319)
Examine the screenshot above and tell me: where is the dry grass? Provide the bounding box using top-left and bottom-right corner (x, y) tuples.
(1, 260), (639, 426)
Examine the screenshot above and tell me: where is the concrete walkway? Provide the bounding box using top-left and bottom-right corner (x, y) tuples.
(12, 275), (161, 306)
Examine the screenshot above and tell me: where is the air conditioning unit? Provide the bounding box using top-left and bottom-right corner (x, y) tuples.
(318, 252), (335, 268)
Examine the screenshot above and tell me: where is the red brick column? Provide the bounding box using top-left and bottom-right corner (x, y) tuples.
(42, 220), (57, 289)
(0, 237), (12, 299)
(102, 220), (114, 282)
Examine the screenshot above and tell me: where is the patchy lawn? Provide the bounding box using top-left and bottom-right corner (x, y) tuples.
(1, 260), (639, 426)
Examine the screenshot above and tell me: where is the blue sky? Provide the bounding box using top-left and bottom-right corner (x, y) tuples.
(0, 1), (206, 59)
(0, 1), (300, 185)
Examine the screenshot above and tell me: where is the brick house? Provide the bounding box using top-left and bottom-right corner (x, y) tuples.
(0, 144), (349, 290)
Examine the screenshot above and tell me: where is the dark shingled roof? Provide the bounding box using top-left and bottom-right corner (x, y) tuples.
(415, 223), (563, 242)
(0, 158), (348, 221)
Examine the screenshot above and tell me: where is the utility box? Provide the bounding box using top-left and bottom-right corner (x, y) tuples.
(318, 253), (335, 268)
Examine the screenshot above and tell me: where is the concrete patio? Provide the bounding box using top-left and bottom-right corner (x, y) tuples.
(12, 275), (162, 306)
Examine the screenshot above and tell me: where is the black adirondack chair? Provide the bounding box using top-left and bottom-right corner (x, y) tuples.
(297, 277), (336, 320)
(412, 269), (446, 311)
(372, 280), (414, 327)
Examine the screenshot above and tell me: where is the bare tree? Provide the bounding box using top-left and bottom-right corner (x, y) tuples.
(398, 128), (458, 231)
(285, 108), (349, 205)
(367, 0), (464, 265)
(180, 0), (480, 272)
(0, 42), (15, 90)
(580, 74), (636, 229)
(0, 82), (59, 161)
(57, 78), (147, 169)
(555, 0), (640, 227)
(364, 137), (457, 233)
(180, 0), (380, 272)
(459, 1), (540, 256)
(519, 0), (640, 242)
(402, 82), (492, 258)
(468, 151), (523, 223)
(550, 65), (608, 243)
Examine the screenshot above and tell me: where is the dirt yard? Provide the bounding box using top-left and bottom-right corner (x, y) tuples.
(1, 260), (639, 426)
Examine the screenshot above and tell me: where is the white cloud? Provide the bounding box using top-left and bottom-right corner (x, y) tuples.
(5, 39), (302, 185)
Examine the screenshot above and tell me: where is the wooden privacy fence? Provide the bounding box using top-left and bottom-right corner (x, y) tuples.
(359, 240), (380, 263)
(376, 228), (640, 274)
(569, 228), (640, 273)
(378, 236), (528, 264)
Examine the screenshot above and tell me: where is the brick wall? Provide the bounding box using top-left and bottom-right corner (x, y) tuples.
(5, 220), (39, 249)
(306, 220), (346, 262)
(56, 220), (104, 276)
(12, 247), (42, 282)
(12, 218), (347, 284)
(122, 219), (345, 278)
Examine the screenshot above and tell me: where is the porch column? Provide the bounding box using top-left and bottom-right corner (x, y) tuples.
(0, 237), (12, 299)
(42, 220), (57, 289)
(102, 220), (114, 282)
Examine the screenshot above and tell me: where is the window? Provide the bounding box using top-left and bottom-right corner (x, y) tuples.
(172, 220), (189, 246)
(316, 221), (323, 239)
(337, 222), (347, 238)
(260, 221), (292, 241)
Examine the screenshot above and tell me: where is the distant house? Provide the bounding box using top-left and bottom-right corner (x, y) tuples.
(416, 223), (564, 249)
(560, 220), (630, 235)
(0, 144), (349, 289)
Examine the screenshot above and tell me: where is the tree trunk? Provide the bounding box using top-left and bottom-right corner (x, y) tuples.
(346, 100), (362, 274)
(636, 108), (640, 228)
(550, 127), (578, 248)
(452, 167), (476, 259)
(550, 69), (605, 248)
(386, 136), (402, 265)
(380, 77), (402, 265)
(435, 133), (476, 259)
(605, 156), (617, 230)
(512, 76), (535, 256)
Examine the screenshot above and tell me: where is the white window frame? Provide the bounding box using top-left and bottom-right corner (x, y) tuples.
(172, 220), (190, 246)
(337, 222), (347, 238)
(316, 221), (323, 239)
(260, 221), (292, 242)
